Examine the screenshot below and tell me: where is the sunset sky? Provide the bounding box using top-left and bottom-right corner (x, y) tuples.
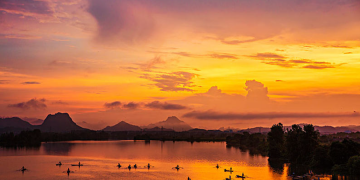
(1, 0), (360, 130)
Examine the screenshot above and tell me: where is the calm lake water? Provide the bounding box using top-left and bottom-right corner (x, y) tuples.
(0, 140), (328, 180)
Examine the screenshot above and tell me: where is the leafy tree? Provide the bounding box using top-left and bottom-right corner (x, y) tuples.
(268, 123), (284, 159)
(299, 124), (319, 164)
(330, 139), (360, 165)
(311, 145), (333, 171)
(286, 124), (303, 163)
(347, 156), (360, 175)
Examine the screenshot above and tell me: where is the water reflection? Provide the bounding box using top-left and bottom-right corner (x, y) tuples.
(0, 140), (290, 180)
(268, 159), (284, 175)
(42, 142), (75, 155)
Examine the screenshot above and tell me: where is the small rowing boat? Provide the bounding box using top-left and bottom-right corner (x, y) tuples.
(224, 169), (234, 173)
(71, 164), (83, 166)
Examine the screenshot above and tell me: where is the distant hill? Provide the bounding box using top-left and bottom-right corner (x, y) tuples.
(22, 117), (44, 125)
(144, 116), (192, 132)
(0, 117), (35, 134)
(103, 121), (141, 131)
(314, 126), (357, 134)
(143, 126), (174, 132)
(31, 119), (44, 125)
(340, 125), (360, 132)
(40, 112), (85, 132)
(0, 117), (34, 129)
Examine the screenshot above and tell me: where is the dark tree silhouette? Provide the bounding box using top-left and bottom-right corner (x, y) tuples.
(268, 123), (284, 159)
(286, 124), (303, 163)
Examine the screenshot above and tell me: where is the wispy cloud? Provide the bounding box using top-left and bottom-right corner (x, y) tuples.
(249, 52), (340, 69)
(0, 0), (53, 17)
(0, 34), (42, 40)
(250, 53), (285, 59)
(51, 100), (68, 105)
(172, 52), (197, 57)
(140, 56), (166, 71)
(0, 80), (9, 84)
(21, 81), (40, 84)
(209, 53), (238, 59)
(140, 71), (198, 92)
(145, 101), (187, 110)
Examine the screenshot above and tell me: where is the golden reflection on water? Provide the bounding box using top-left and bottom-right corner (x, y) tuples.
(0, 141), (295, 180)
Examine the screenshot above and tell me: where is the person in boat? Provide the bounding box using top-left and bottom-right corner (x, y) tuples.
(216, 164), (219, 169)
(134, 164), (137, 169)
(188, 177), (191, 180)
(58, 161), (62, 165)
(117, 163), (121, 168)
(67, 168), (70, 174)
(147, 163), (150, 169)
(21, 166), (26, 171)
(230, 167), (233, 172)
(175, 165), (180, 170)
(78, 162), (81, 166)
(236, 173), (245, 179)
(128, 164), (131, 170)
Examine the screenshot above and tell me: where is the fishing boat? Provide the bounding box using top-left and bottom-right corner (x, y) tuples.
(71, 164), (83, 166)
(71, 162), (83, 166)
(224, 168), (234, 173)
(236, 173), (246, 178)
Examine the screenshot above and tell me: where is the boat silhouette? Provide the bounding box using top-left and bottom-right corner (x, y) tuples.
(71, 162), (83, 166)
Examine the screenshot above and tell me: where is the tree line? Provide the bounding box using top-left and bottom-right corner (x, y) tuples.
(0, 129), (109, 148)
(227, 123), (360, 176)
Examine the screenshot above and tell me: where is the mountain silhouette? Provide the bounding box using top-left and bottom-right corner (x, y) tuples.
(0, 117), (34, 134)
(143, 126), (174, 132)
(40, 112), (85, 132)
(103, 121), (141, 131)
(0, 117), (33, 129)
(144, 116), (192, 132)
(31, 119), (44, 125)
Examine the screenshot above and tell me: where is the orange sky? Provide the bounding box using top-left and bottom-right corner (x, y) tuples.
(1, 0), (360, 130)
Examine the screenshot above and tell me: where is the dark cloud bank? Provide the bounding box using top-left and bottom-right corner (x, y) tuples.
(104, 101), (187, 110)
(8, 98), (47, 110)
(183, 111), (360, 120)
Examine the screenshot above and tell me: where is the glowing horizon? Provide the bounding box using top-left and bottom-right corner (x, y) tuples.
(1, 0), (360, 130)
